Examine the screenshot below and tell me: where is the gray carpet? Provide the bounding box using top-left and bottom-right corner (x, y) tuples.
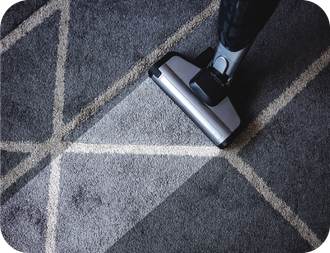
(1, 0), (330, 252)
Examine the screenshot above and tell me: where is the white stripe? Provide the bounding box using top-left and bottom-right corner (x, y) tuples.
(63, 0), (221, 135)
(45, 155), (62, 253)
(229, 46), (330, 151)
(66, 143), (223, 158)
(0, 0), (62, 54)
(45, 3), (70, 252)
(0, 141), (41, 153)
(52, 0), (70, 137)
(225, 152), (322, 249)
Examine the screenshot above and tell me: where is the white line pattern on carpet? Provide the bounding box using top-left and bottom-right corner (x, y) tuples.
(45, 155), (62, 253)
(63, 0), (222, 135)
(0, 0), (222, 194)
(0, 0), (61, 54)
(45, 0), (71, 252)
(66, 143), (224, 157)
(224, 152), (323, 249)
(0, 141), (41, 153)
(52, 0), (70, 138)
(229, 45), (330, 151)
(0, 0), (329, 250)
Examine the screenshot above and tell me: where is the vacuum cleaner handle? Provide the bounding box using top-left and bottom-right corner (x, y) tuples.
(217, 0), (281, 52)
(190, 0), (281, 106)
(210, 0), (281, 80)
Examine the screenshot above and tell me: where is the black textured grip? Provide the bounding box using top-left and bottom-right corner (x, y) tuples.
(218, 0), (280, 51)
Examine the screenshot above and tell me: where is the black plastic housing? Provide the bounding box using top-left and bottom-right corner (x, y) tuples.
(189, 68), (228, 107)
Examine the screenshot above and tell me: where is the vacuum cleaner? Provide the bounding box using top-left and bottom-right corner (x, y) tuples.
(149, 0), (281, 148)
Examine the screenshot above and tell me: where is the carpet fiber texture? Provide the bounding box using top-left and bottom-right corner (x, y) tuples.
(1, 0), (330, 252)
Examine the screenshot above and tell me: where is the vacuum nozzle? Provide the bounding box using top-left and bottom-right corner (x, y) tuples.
(149, 51), (241, 148)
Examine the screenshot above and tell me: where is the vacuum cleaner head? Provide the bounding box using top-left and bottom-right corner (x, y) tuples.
(149, 50), (241, 149)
